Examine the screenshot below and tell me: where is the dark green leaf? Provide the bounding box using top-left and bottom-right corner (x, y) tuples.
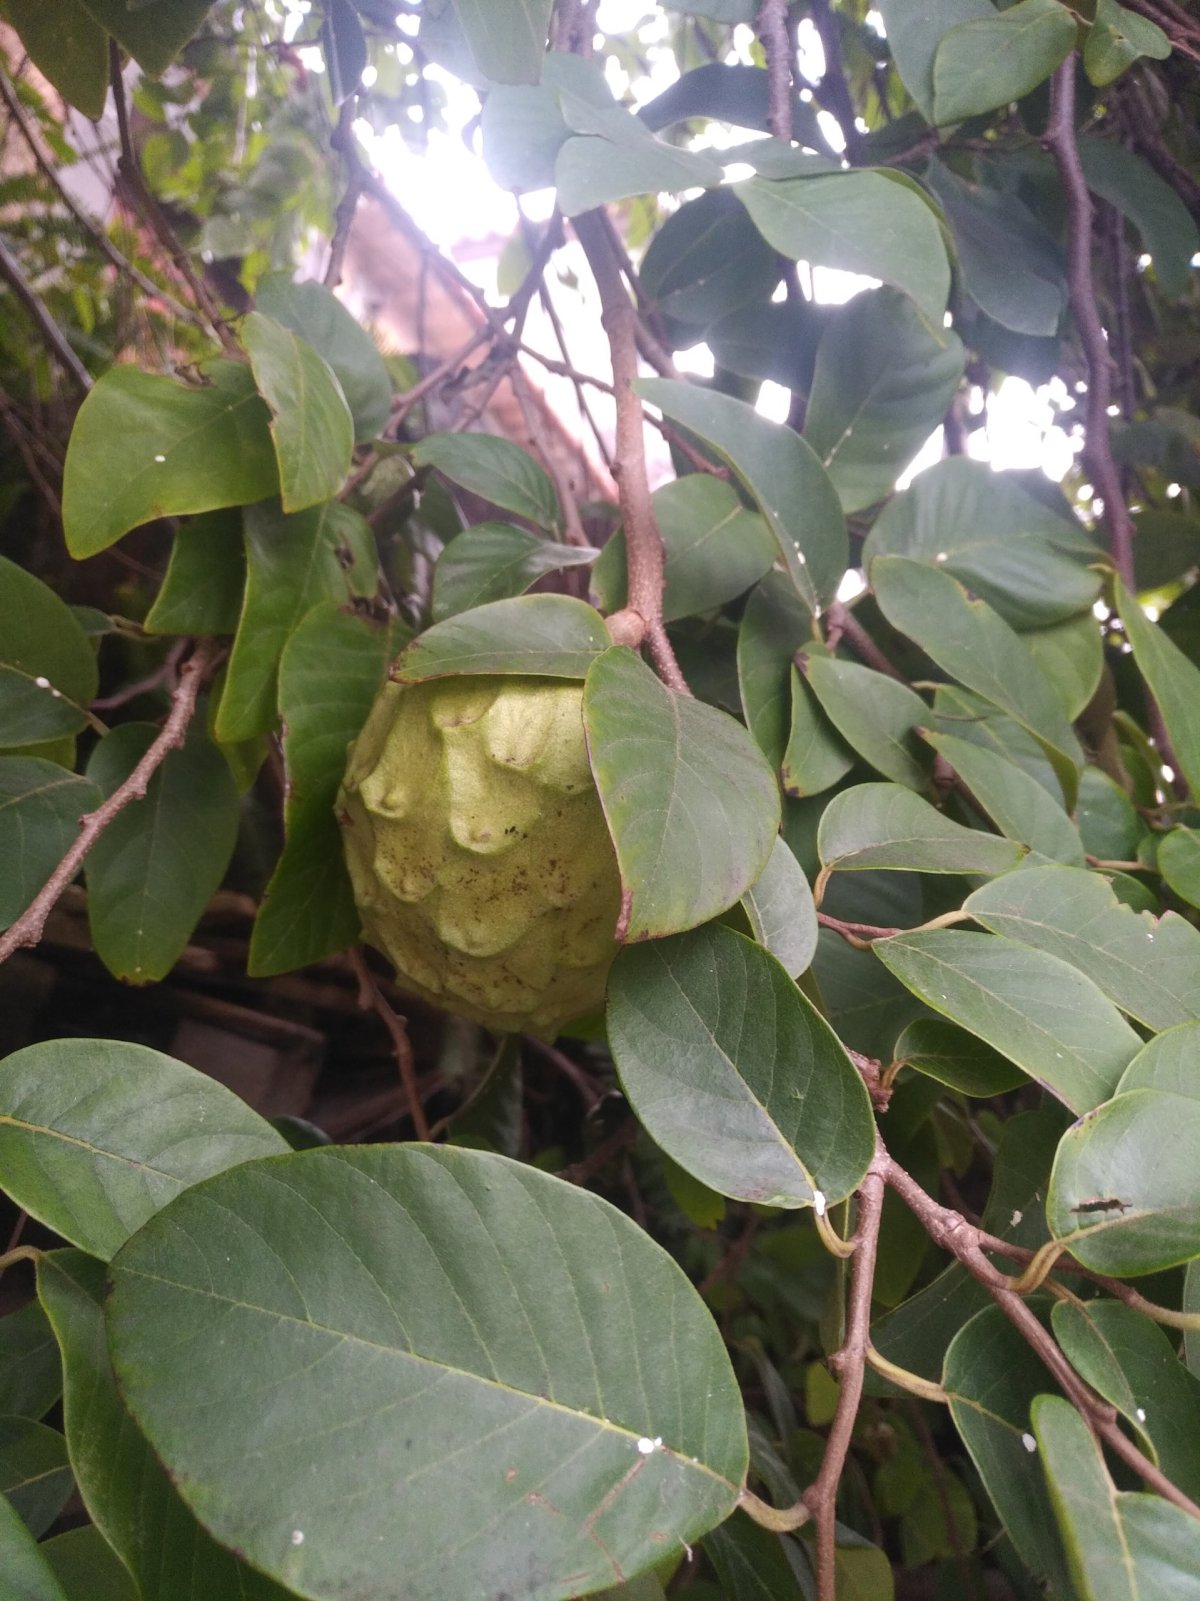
(452, 0), (552, 84)
(240, 312), (354, 512)
(0, 1038), (287, 1259)
(932, 0), (1076, 125)
(1159, 827), (1200, 909)
(1022, 611), (1104, 720)
(707, 300), (820, 388)
(0, 557), (99, 746)
(863, 458), (1100, 629)
(85, 722), (240, 983)
(817, 782), (1025, 878)
(705, 1517), (811, 1600)
(0, 1300), (61, 1422)
(638, 188), (780, 326)
(801, 655), (931, 791)
(0, 759), (100, 930)
(2, 0), (107, 117)
(875, 929), (1142, 1113)
(782, 665), (856, 798)
(734, 170), (950, 323)
(923, 732), (1084, 864)
(216, 499), (376, 742)
(412, 431), (560, 529)
(871, 556), (1084, 807)
(637, 378), (846, 611)
(255, 273), (393, 443)
(107, 1146), (748, 1601)
(0, 1416), (73, 1536)
(39, 1525), (139, 1601)
(434, 524), (596, 622)
(397, 594), (611, 681)
(803, 288), (965, 513)
(37, 1251), (293, 1601)
(741, 835), (817, 979)
(1117, 1022), (1200, 1097)
(943, 1307), (1072, 1593)
(965, 864), (1200, 1032)
(0, 1490), (68, 1601)
(607, 923), (875, 1207)
(143, 511), (247, 636)
(584, 647), (779, 939)
(893, 1017), (1027, 1096)
(1047, 1088), (1200, 1274)
(875, 0), (994, 121)
(322, 0), (367, 102)
(640, 61), (827, 147)
(737, 572), (812, 769)
(593, 476), (775, 625)
(62, 362), (278, 559)
(1080, 139), (1199, 298)
(76, 0), (216, 74)
(1117, 576), (1200, 796)
(554, 96), (722, 215)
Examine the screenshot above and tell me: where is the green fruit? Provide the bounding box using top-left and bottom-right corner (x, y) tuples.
(338, 674), (623, 1035)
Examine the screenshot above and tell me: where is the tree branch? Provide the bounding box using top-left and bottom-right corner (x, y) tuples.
(1043, 61), (1134, 588)
(348, 948), (430, 1141)
(757, 0), (793, 143)
(573, 210), (688, 692)
(0, 640), (219, 965)
(0, 232), (92, 394)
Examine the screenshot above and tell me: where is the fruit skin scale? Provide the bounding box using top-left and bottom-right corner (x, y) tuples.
(339, 674), (622, 1035)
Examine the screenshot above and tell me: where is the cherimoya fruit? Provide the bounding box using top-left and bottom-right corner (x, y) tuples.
(338, 674), (622, 1035)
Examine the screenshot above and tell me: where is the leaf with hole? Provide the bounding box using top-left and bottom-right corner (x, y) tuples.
(607, 922), (875, 1208)
(584, 646), (779, 940)
(106, 1144), (748, 1601)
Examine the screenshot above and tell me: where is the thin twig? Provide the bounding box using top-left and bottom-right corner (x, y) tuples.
(573, 209), (688, 694)
(757, 0), (793, 143)
(0, 385), (61, 517)
(348, 947), (430, 1141)
(0, 233), (92, 393)
(824, 600), (905, 680)
(1043, 62), (1134, 588)
(324, 98), (365, 290)
(0, 640), (219, 965)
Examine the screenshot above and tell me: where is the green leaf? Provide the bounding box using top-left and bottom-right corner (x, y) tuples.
(0, 1415), (73, 1536)
(1047, 1088), (1200, 1274)
(412, 431), (561, 530)
(875, 0), (994, 122)
(0, 1038), (287, 1259)
(255, 273), (393, 443)
(964, 864), (1200, 1032)
(803, 288), (965, 514)
(0, 759), (100, 930)
(943, 1307), (1072, 1594)
(1080, 139), (1199, 298)
(433, 523), (597, 622)
(0, 557), (99, 746)
(638, 188), (781, 327)
(871, 556), (1084, 807)
(591, 475), (775, 625)
(893, 1017), (1028, 1096)
(452, 0), (552, 83)
(481, 82), (568, 191)
(607, 923), (875, 1207)
(216, 498), (376, 743)
(142, 511), (247, 636)
(782, 664), (856, 798)
(1050, 1299), (1200, 1497)
(554, 96), (722, 215)
(248, 603), (391, 975)
(737, 572), (812, 769)
(240, 312), (354, 512)
(37, 1251), (293, 1601)
(741, 835), (817, 979)
(0, 1490), (68, 1601)
(397, 594), (611, 681)
(1034, 1393), (1200, 1598)
(641, 61), (828, 146)
(2, 0), (107, 118)
(39, 1525), (139, 1601)
(107, 1146), (748, 1601)
(1117, 576), (1200, 796)
(863, 458), (1100, 629)
(875, 929), (1143, 1113)
(1160, 826), (1200, 909)
(705, 1517), (811, 1600)
(0, 1300), (62, 1421)
(1118, 1022), (1200, 1097)
(76, 0), (216, 74)
(932, 0), (1076, 125)
(925, 158), (1065, 337)
(923, 732), (1084, 864)
(584, 647), (780, 940)
(801, 655), (931, 791)
(707, 300), (820, 388)
(817, 782), (1025, 879)
(84, 722), (240, 983)
(62, 362), (278, 559)
(321, 0), (367, 101)
(1085, 0), (1171, 84)
(734, 169), (951, 324)
(1023, 611), (1104, 720)
(637, 378), (846, 611)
